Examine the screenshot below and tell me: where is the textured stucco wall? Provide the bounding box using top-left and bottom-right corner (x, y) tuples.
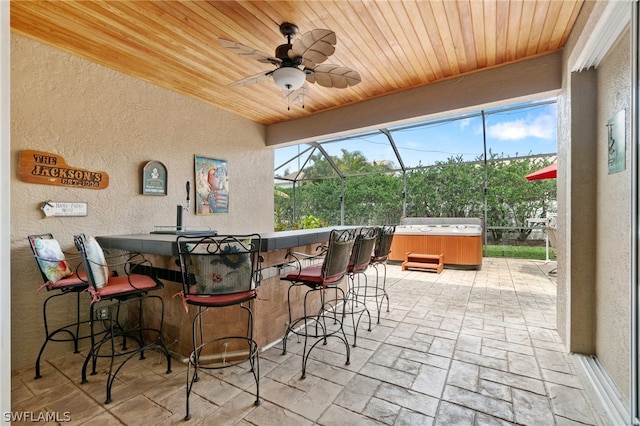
(569, 70), (598, 355)
(556, 51), (572, 349)
(10, 34), (273, 371)
(1, 2), (12, 416)
(558, 0), (632, 402)
(556, 0), (598, 352)
(267, 53), (563, 146)
(594, 29), (632, 397)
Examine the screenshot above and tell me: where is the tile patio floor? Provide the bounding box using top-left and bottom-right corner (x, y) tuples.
(11, 258), (603, 425)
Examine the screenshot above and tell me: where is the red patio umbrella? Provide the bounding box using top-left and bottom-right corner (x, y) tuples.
(525, 163), (557, 180)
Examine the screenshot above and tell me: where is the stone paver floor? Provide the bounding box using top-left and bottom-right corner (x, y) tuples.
(11, 258), (602, 425)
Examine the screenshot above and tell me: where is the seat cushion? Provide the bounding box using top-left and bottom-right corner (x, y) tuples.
(95, 274), (158, 298)
(185, 290), (257, 307)
(286, 265), (323, 284)
(371, 254), (389, 263)
(285, 265), (345, 286)
(348, 263), (369, 273)
(45, 271), (88, 290)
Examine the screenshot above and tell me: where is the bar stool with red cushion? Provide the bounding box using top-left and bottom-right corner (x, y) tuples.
(176, 234), (262, 421)
(281, 228), (357, 379)
(74, 233), (172, 404)
(345, 226), (379, 347)
(28, 233), (92, 380)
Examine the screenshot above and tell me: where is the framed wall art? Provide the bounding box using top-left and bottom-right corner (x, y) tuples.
(194, 155), (229, 215)
(607, 109), (626, 174)
(142, 161), (167, 195)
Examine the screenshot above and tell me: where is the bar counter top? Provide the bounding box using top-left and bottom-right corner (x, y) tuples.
(96, 227), (350, 256)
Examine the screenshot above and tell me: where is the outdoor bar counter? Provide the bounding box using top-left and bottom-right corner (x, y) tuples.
(96, 228), (340, 256)
(96, 228), (348, 359)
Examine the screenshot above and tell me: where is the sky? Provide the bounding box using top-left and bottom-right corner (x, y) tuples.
(274, 99), (557, 175)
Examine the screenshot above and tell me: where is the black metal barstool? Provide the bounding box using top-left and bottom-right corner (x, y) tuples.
(345, 226), (379, 347)
(367, 225), (396, 324)
(281, 228), (357, 378)
(74, 234), (172, 404)
(177, 234), (262, 420)
(28, 233), (91, 380)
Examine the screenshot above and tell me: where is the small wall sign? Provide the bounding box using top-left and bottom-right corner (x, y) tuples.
(41, 201), (88, 217)
(18, 150), (109, 189)
(142, 161), (167, 195)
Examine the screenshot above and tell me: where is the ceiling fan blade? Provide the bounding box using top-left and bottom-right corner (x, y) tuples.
(228, 71), (272, 88)
(290, 29), (336, 68)
(307, 64), (361, 88)
(218, 38), (281, 65)
(283, 85), (309, 106)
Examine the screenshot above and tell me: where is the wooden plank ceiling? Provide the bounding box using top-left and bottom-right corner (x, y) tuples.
(10, 1), (584, 126)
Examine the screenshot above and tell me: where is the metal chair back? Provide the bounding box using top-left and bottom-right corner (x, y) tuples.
(177, 234), (261, 297)
(349, 227), (379, 273)
(373, 225), (396, 262)
(321, 228), (357, 285)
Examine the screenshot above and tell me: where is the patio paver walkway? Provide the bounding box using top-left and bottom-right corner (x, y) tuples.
(11, 258), (603, 425)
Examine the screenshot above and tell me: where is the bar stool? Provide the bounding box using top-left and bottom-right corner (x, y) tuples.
(281, 228), (357, 378)
(74, 234), (172, 404)
(176, 234), (262, 420)
(345, 227), (379, 347)
(28, 233), (91, 379)
(368, 225), (396, 324)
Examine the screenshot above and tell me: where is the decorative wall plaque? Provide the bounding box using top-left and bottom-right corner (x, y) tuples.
(607, 110), (626, 174)
(18, 150), (109, 189)
(41, 201), (88, 217)
(142, 161), (167, 195)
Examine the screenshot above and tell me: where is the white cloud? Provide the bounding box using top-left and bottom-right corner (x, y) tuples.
(487, 113), (555, 141)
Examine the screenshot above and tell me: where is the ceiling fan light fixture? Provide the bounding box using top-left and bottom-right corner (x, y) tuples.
(272, 67), (306, 90)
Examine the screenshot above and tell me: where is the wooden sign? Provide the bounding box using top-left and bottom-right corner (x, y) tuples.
(18, 150), (109, 189)
(41, 201), (88, 217)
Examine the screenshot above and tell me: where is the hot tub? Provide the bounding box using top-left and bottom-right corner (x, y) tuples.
(390, 217), (483, 268)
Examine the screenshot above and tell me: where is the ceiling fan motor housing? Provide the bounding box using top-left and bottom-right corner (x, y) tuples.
(275, 44), (296, 64)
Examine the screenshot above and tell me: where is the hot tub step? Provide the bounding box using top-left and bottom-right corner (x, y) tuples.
(402, 252), (444, 274)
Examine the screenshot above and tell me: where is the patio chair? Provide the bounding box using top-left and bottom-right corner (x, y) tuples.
(73, 233), (172, 404)
(176, 234), (262, 420)
(28, 233), (92, 380)
(345, 226), (379, 347)
(281, 228), (357, 378)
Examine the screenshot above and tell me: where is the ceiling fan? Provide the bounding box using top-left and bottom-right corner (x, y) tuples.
(219, 22), (361, 107)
